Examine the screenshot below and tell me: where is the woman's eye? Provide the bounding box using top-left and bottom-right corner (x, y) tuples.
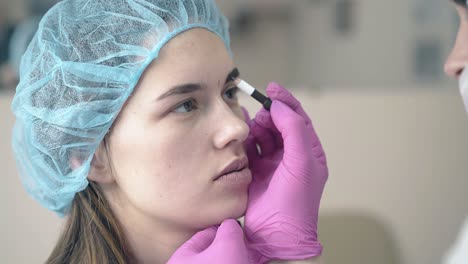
(224, 86), (239, 100)
(172, 99), (198, 113)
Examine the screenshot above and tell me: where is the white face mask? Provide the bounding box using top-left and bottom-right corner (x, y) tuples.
(458, 68), (468, 112)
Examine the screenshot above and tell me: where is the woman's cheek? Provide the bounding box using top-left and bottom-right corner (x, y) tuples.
(231, 105), (245, 120)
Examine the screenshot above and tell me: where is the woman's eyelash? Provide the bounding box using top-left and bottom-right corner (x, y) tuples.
(171, 98), (198, 113)
(224, 86), (239, 100)
(170, 87), (239, 114)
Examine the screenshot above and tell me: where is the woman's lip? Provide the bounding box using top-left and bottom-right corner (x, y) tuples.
(214, 157), (249, 181)
(214, 167), (252, 185)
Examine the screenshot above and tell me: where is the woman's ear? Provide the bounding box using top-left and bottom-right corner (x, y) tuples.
(87, 140), (115, 184)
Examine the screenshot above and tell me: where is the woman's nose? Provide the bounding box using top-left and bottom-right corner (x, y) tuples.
(445, 29), (468, 79)
(445, 51), (466, 79)
(212, 105), (249, 150)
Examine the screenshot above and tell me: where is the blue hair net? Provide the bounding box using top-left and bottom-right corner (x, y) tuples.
(11, 0), (231, 216)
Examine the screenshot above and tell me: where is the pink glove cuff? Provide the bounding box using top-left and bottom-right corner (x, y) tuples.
(245, 213), (323, 262)
(248, 242), (322, 263)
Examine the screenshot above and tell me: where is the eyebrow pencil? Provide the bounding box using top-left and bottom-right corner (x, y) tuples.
(228, 68), (272, 111)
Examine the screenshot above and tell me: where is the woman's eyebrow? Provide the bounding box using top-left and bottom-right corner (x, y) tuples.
(157, 83), (202, 101)
(225, 67), (240, 84)
(157, 68), (240, 101)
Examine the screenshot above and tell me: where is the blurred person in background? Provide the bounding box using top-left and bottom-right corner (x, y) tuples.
(11, 0), (327, 263)
(3, 0), (58, 91)
(443, 0), (468, 263)
(0, 5), (17, 91)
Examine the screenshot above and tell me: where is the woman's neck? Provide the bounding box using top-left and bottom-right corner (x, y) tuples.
(114, 204), (198, 264)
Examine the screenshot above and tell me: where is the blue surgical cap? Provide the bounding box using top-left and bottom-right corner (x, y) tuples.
(11, 0), (231, 216)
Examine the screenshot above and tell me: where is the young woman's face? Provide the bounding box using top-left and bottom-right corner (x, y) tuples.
(103, 28), (251, 230)
(445, 0), (468, 78)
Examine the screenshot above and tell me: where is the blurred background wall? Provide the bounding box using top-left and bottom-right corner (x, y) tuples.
(1, 0), (467, 264)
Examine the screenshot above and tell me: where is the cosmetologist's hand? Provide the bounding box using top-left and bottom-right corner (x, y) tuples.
(168, 219), (251, 264)
(243, 83), (328, 263)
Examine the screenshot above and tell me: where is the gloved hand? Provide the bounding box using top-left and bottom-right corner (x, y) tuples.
(167, 219), (251, 264)
(243, 83), (328, 263)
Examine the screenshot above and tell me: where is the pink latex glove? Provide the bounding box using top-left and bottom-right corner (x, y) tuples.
(243, 83), (328, 263)
(168, 219), (251, 264)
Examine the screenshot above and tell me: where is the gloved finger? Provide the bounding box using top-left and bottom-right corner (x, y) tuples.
(180, 226), (218, 254)
(271, 100), (328, 169)
(270, 100), (310, 158)
(266, 82), (312, 125)
(252, 108), (283, 150)
(250, 119), (277, 157)
(253, 108), (274, 129)
(245, 118), (262, 159)
(315, 149), (327, 167)
(211, 219), (245, 249)
(267, 83), (325, 156)
(245, 132), (260, 161)
(241, 106), (250, 123)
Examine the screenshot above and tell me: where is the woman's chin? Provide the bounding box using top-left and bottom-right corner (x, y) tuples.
(220, 194), (249, 222)
(188, 193), (249, 229)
